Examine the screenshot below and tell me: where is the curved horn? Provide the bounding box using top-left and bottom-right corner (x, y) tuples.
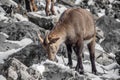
(45, 30), (50, 44)
(37, 32), (44, 44)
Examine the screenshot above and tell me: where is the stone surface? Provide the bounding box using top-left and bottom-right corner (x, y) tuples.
(2, 58), (41, 80)
(96, 16), (120, 53)
(0, 21), (46, 44)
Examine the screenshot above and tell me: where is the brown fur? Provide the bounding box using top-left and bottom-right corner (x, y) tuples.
(39, 8), (97, 74)
(30, 0), (38, 12)
(18, 0), (37, 12)
(45, 0), (55, 16)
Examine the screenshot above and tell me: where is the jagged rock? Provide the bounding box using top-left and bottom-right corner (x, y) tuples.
(96, 16), (120, 53)
(0, 6), (5, 13)
(0, 0), (18, 7)
(0, 21), (46, 44)
(115, 51), (120, 65)
(42, 61), (88, 80)
(2, 58), (41, 80)
(28, 12), (54, 30)
(8, 44), (47, 67)
(115, 51), (120, 75)
(96, 16), (120, 68)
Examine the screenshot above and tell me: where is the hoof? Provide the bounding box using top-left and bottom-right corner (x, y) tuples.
(75, 68), (84, 75)
(92, 71), (98, 75)
(67, 62), (73, 68)
(79, 71), (84, 75)
(52, 12), (56, 15)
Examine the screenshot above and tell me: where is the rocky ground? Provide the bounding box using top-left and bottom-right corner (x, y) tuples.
(0, 0), (120, 80)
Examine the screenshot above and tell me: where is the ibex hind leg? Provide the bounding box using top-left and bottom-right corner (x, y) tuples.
(87, 38), (97, 75)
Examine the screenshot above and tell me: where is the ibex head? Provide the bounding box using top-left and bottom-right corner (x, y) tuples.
(37, 32), (60, 62)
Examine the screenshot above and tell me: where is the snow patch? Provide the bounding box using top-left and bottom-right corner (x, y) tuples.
(95, 44), (104, 52)
(0, 0), (18, 7)
(0, 75), (6, 80)
(14, 13), (28, 21)
(0, 32), (9, 38)
(0, 38), (33, 63)
(0, 13), (9, 22)
(75, 0), (83, 4)
(88, 0), (94, 5)
(5, 38), (33, 47)
(31, 64), (45, 75)
(0, 48), (22, 63)
(116, 19), (120, 22)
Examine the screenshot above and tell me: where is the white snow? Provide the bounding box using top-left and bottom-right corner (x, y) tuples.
(0, 48), (22, 63)
(97, 12), (105, 17)
(54, 4), (67, 15)
(5, 38), (33, 47)
(0, 75), (6, 80)
(0, 0), (120, 79)
(0, 13), (9, 22)
(0, 32), (9, 38)
(14, 13), (28, 22)
(95, 43), (104, 52)
(30, 54), (120, 80)
(31, 64), (45, 75)
(0, 38), (33, 63)
(116, 19), (120, 22)
(0, 0), (18, 7)
(0, 43), (119, 79)
(109, 0), (115, 3)
(75, 0), (83, 4)
(88, 0), (94, 5)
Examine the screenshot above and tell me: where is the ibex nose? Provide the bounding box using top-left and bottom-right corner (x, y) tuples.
(49, 57), (58, 62)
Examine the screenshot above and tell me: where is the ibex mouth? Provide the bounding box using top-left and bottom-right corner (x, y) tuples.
(54, 57), (58, 62)
(49, 57), (58, 62)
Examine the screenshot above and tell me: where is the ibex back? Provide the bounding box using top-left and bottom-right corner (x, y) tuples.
(38, 8), (97, 74)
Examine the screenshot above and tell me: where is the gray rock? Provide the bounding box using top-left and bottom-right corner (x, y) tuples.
(96, 16), (120, 53)
(2, 58), (41, 80)
(8, 44), (47, 67)
(27, 12), (55, 30)
(0, 0), (18, 7)
(42, 62), (90, 80)
(0, 6), (5, 13)
(0, 21), (46, 44)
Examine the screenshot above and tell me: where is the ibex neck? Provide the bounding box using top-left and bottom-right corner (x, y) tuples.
(49, 24), (67, 43)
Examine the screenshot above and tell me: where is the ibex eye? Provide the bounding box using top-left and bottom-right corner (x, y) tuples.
(50, 46), (53, 50)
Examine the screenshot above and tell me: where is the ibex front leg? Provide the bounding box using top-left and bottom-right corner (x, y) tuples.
(66, 44), (73, 68)
(51, 0), (55, 15)
(74, 39), (84, 74)
(45, 0), (51, 16)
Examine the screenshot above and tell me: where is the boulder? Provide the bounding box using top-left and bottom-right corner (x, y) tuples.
(96, 16), (120, 53)
(2, 58), (41, 80)
(0, 21), (46, 44)
(0, 0), (18, 7)
(8, 44), (47, 67)
(42, 61), (88, 80)
(28, 12), (54, 30)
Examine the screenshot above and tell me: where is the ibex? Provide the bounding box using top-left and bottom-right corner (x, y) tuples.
(18, 0), (37, 12)
(38, 8), (97, 74)
(45, 0), (56, 16)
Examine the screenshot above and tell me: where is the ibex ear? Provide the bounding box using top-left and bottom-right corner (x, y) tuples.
(50, 37), (60, 44)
